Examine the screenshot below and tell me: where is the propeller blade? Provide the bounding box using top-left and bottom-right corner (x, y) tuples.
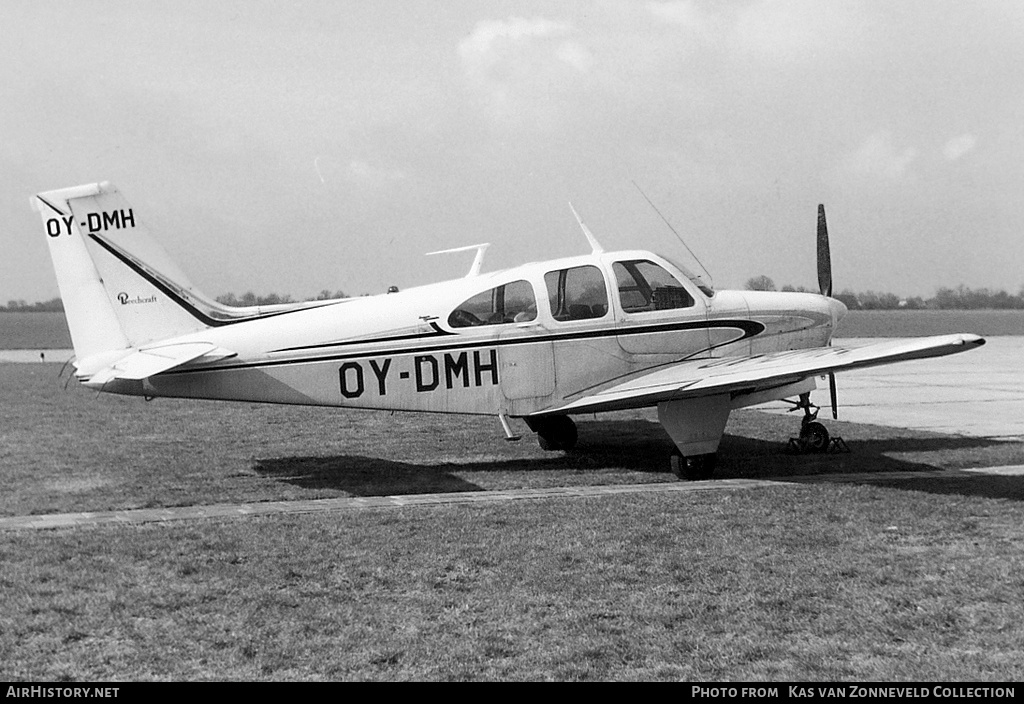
(829, 371), (838, 419)
(817, 204), (832, 298)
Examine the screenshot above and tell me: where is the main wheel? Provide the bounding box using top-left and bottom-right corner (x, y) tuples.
(534, 416), (578, 452)
(800, 421), (830, 453)
(670, 451), (717, 481)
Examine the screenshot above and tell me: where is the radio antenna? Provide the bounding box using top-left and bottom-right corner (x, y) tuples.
(631, 180), (713, 287)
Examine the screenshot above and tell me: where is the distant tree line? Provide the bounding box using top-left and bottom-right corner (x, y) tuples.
(1, 291), (349, 312)
(215, 292), (295, 306)
(2, 297), (64, 312)
(214, 290), (347, 306)
(744, 276), (1024, 310)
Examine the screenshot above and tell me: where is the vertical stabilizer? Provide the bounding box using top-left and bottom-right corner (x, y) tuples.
(32, 182), (210, 358)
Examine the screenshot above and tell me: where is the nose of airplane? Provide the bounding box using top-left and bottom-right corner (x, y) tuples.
(828, 296), (848, 329)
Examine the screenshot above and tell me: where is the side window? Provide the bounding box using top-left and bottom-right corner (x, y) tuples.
(448, 279), (537, 328)
(613, 260), (694, 313)
(544, 265), (609, 322)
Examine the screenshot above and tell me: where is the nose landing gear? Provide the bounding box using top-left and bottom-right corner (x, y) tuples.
(788, 392), (847, 454)
(799, 419), (831, 452)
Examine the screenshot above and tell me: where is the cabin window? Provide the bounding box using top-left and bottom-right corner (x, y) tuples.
(448, 279), (537, 328)
(544, 265), (609, 321)
(613, 260), (694, 313)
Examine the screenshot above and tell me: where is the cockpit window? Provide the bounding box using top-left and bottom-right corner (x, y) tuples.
(613, 260), (694, 313)
(662, 255), (715, 297)
(448, 279), (537, 328)
(544, 265), (609, 321)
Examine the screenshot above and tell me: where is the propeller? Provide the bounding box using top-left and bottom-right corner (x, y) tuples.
(818, 204), (838, 419)
(817, 204), (832, 298)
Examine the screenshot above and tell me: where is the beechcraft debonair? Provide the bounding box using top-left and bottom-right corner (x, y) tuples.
(34, 182), (985, 479)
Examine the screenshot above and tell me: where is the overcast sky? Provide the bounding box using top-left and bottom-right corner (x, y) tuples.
(3, 0), (1022, 303)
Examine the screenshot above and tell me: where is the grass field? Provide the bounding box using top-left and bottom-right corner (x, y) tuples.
(3, 486), (1023, 681)
(2, 360), (1024, 680)
(0, 312), (72, 349)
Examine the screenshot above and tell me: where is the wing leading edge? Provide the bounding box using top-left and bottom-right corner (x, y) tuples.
(537, 334), (986, 416)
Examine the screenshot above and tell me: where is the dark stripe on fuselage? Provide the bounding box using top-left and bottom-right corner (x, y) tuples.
(161, 319), (766, 376)
(88, 234), (325, 328)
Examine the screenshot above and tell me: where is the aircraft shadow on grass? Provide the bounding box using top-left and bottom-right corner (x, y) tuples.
(253, 419), (675, 496)
(253, 418), (1024, 502)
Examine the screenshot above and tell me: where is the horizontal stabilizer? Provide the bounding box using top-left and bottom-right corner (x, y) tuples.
(538, 334), (986, 415)
(81, 342), (235, 386)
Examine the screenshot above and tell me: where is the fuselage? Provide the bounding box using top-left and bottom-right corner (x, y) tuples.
(92, 248), (847, 417)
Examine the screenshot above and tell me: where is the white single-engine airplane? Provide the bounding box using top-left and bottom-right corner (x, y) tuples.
(33, 182), (984, 479)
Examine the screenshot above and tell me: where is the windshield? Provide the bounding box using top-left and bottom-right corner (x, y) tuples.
(662, 255), (714, 297)
(612, 260), (694, 313)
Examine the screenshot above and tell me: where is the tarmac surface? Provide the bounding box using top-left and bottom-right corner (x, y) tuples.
(763, 336), (1024, 440)
(0, 348), (73, 363)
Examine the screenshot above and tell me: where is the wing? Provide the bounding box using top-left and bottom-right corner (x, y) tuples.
(537, 333), (985, 415)
(78, 342), (237, 387)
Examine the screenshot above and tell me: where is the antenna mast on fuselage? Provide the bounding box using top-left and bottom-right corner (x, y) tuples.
(631, 180), (714, 289)
(568, 203), (605, 254)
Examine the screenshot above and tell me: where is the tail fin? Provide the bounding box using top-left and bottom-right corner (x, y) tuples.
(32, 182), (212, 359)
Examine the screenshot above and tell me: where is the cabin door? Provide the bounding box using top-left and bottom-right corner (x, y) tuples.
(498, 326), (556, 401)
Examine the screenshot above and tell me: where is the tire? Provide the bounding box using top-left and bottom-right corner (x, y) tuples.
(800, 421), (830, 453)
(671, 451), (717, 480)
(538, 433), (560, 452)
(536, 416), (577, 452)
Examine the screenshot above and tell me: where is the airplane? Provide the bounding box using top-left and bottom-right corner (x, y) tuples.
(32, 182), (985, 480)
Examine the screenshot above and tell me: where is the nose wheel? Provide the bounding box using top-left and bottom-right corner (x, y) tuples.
(788, 392), (847, 454)
(798, 420), (830, 452)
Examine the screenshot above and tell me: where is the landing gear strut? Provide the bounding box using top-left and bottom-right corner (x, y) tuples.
(527, 415), (578, 452)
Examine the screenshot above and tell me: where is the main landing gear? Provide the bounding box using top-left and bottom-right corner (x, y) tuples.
(670, 451), (717, 481)
(788, 392), (848, 454)
(527, 415), (578, 452)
